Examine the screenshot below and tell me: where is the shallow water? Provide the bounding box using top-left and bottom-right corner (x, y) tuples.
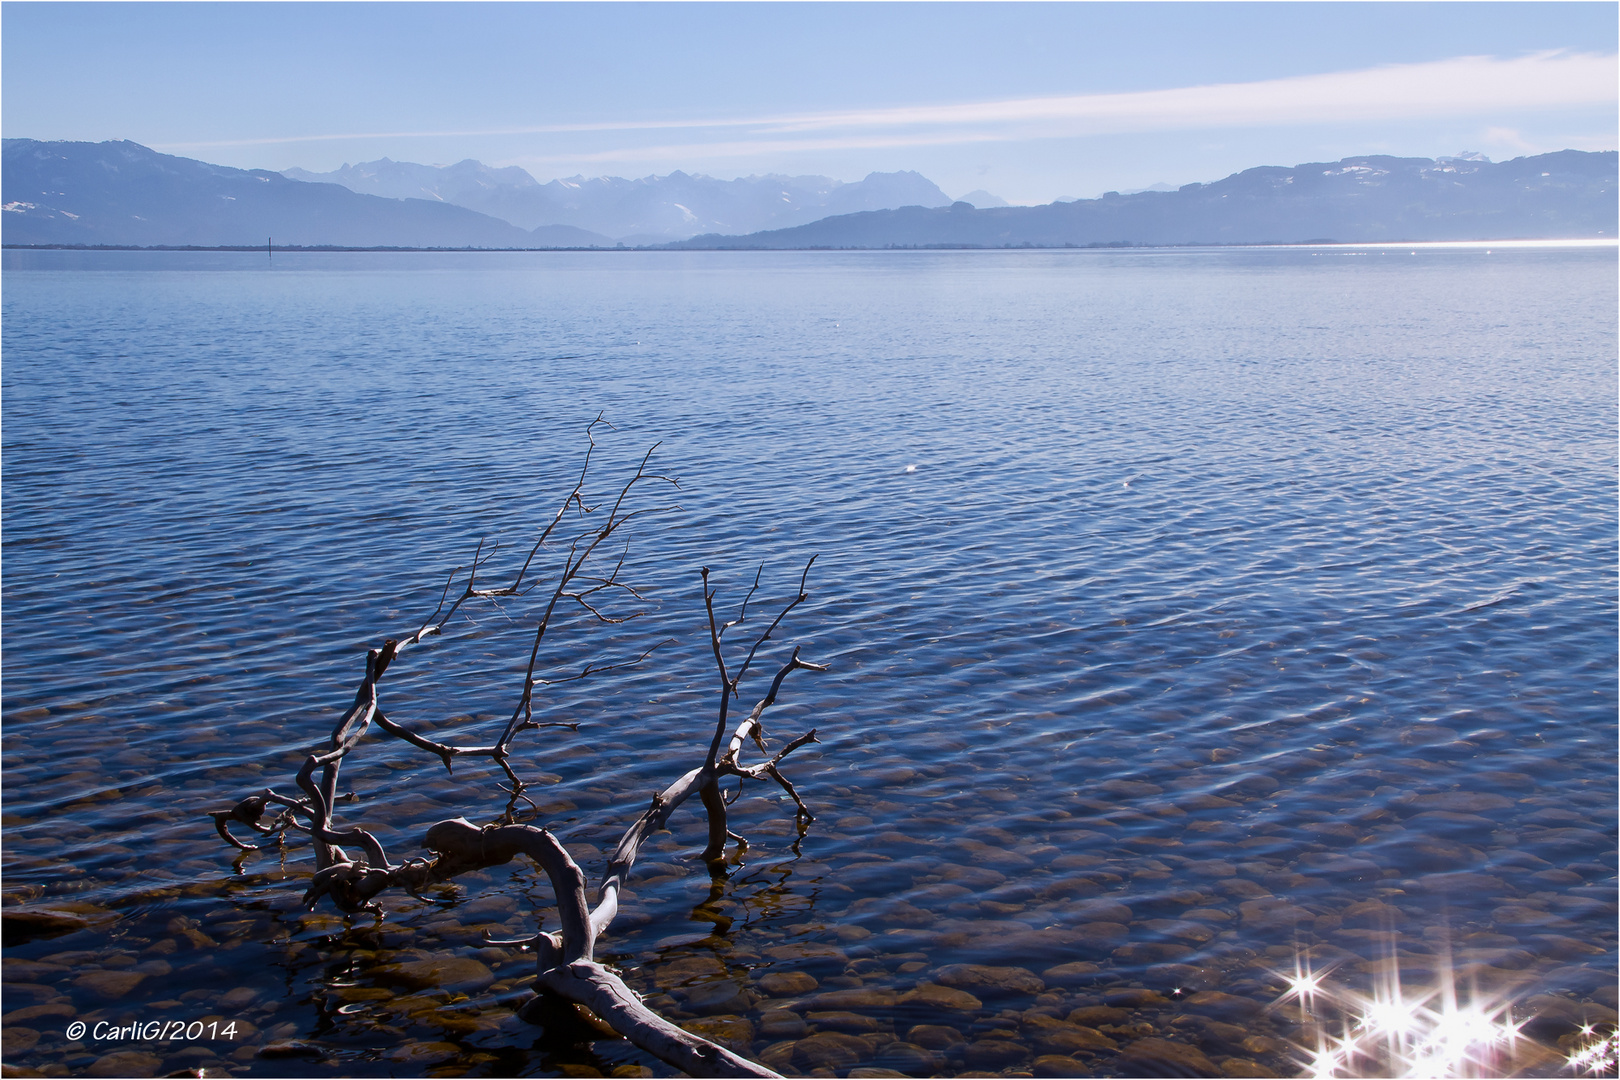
(2, 247), (1615, 1078)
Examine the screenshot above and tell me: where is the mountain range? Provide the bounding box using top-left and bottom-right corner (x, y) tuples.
(2, 139), (952, 248)
(672, 151), (1617, 248)
(284, 159), (953, 242)
(4, 138), (1614, 250)
(3, 139), (564, 248)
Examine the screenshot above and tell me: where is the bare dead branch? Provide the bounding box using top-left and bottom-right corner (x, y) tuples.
(704, 558), (819, 770)
(209, 796), (276, 850)
(700, 568), (735, 769)
(721, 650), (829, 769)
(733, 729), (820, 820)
(532, 640), (671, 689)
(372, 710), (466, 773)
(566, 592), (637, 624)
(763, 763), (814, 821)
(731, 555), (818, 694)
(720, 564), (764, 638)
(207, 426), (828, 1077)
(538, 961), (777, 1078)
(699, 778), (730, 863)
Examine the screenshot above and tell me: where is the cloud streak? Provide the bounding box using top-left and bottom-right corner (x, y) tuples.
(755, 50), (1618, 134)
(154, 51), (1616, 155)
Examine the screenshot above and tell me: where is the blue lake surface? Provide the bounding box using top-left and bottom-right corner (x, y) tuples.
(2, 247), (1616, 1078)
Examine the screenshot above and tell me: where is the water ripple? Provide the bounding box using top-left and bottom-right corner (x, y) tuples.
(2, 248), (1614, 1077)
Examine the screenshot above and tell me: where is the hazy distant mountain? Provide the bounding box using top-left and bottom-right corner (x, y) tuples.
(957, 189), (1010, 208)
(2, 139), (613, 248)
(282, 157), (546, 224)
(284, 157), (541, 203)
(670, 152), (1618, 249)
(286, 159), (953, 240)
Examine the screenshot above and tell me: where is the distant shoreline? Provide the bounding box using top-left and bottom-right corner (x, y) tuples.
(5, 239), (1614, 254)
(2, 243), (626, 253)
(2, 241), (1255, 252)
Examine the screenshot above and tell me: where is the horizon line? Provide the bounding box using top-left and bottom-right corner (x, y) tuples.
(9, 238), (1615, 255)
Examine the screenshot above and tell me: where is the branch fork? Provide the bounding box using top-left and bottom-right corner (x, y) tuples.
(210, 424), (825, 1077)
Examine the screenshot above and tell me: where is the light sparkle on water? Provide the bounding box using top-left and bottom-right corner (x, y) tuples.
(1568, 1027), (1620, 1077)
(1275, 947), (1614, 1079)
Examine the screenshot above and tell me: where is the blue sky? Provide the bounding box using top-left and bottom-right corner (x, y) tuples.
(4, 2), (1615, 204)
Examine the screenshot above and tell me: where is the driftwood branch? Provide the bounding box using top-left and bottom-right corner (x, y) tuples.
(209, 426), (828, 1077)
(538, 961), (778, 1078)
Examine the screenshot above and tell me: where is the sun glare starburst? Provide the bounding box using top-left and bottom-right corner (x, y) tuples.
(1272, 943), (1610, 1079)
(1567, 1027), (1620, 1077)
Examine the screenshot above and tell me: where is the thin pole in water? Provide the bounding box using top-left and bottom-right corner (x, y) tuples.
(267, 237), (272, 260)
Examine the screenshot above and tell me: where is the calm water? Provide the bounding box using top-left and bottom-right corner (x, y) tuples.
(3, 247), (1616, 1079)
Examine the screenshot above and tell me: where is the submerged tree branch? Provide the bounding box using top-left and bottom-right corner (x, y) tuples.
(209, 426), (828, 1077)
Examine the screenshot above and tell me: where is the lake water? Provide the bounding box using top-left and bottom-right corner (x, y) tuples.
(2, 247), (1615, 1079)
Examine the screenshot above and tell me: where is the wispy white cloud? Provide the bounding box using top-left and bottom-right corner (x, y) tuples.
(521, 131), (1017, 167)
(154, 51), (1616, 155)
(752, 51), (1618, 135)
